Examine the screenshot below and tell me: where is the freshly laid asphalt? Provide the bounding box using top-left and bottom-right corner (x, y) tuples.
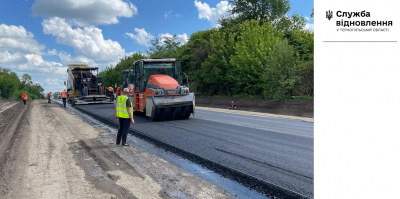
(75, 104), (314, 198)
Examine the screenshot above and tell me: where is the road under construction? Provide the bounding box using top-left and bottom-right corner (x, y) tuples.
(0, 99), (313, 199)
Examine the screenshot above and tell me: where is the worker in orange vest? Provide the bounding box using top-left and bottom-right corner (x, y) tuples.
(115, 86), (121, 99)
(22, 91), (28, 107)
(61, 90), (67, 107)
(46, 92), (52, 103)
(229, 101), (236, 110)
(127, 85), (131, 95)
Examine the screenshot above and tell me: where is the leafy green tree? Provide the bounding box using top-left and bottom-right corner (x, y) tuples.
(229, 0), (291, 24)
(195, 29), (237, 96)
(21, 73), (32, 87)
(178, 29), (217, 91)
(98, 52), (148, 87)
(147, 35), (181, 58)
(230, 20), (280, 96)
(263, 39), (299, 99)
(0, 67), (20, 99)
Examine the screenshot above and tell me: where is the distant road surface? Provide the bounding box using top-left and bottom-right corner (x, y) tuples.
(76, 104), (314, 198)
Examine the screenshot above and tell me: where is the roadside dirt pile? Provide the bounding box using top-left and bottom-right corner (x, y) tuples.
(196, 96), (313, 118)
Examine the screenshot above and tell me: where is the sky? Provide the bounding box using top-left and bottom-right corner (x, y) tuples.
(0, 0), (313, 94)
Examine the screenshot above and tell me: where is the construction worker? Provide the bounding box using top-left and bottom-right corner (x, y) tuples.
(115, 86), (121, 99)
(115, 88), (134, 146)
(107, 86), (114, 95)
(22, 91), (27, 107)
(229, 101), (236, 110)
(107, 86), (114, 100)
(84, 86), (88, 96)
(127, 85), (131, 95)
(61, 89), (67, 107)
(46, 92), (52, 103)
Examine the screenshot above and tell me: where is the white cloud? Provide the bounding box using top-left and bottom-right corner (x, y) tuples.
(45, 78), (61, 86)
(0, 24), (45, 54)
(0, 51), (28, 65)
(32, 0), (138, 26)
(305, 23), (314, 32)
(58, 51), (97, 67)
(47, 48), (57, 55)
(164, 10), (172, 18)
(125, 28), (155, 46)
(175, 14), (182, 17)
(158, 33), (189, 46)
(42, 17), (127, 64)
(0, 23), (69, 94)
(304, 17), (314, 32)
(194, 0), (232, 27)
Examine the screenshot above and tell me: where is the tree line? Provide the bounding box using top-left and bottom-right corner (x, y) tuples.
(0, 67), (45, 100)
(99, 0), (314, 100)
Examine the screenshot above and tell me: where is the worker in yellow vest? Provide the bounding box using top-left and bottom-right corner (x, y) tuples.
(115, 88), (135, 146)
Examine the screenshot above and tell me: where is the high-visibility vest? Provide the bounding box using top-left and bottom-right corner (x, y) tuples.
(116, 95), (133, 119)
(61, 91), (67, 98)
(22, 93), (27, 100)
(46, 93), (50, 98)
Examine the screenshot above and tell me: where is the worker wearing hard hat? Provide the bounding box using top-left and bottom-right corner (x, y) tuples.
(107, 86), (114, 92)
(115, 87), (135, 146)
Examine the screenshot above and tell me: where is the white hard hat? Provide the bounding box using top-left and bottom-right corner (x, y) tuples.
(123, 88), (129, 93)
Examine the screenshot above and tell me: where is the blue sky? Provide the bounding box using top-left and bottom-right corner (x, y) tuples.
(0, 0), (313, 94)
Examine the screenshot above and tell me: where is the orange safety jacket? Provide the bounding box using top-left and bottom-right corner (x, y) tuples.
(116, 86), (121, 98)
(127, 86), (131, 94)
(22, 93), (27, 100)
(61, 91), (67, 98)
(46, 93), (51, 98)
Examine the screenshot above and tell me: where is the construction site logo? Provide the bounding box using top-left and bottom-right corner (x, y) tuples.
(326, 10), (333, 20)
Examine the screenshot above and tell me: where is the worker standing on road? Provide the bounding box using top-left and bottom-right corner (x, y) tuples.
(22, 91), (27, 107)
(61, 90), (67, 107)
(115, 88), (134, 146)
(107, 86), (114, 100)
(46, 92), (52, 103)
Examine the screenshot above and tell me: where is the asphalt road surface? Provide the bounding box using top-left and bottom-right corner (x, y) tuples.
(76, 104), (314, 198)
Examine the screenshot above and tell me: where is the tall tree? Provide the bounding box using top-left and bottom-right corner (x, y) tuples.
(0, 67), (19, 99)
(263, 39), (299, 99)
(230, 20), (280, 96)
(147, 35), (181, 58)
(229, 0), (290, 24)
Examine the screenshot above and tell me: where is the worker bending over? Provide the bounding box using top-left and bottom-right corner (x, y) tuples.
(229, 101), (237, 110)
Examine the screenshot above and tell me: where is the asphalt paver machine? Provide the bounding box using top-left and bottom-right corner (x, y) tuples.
(65, 63), (113, 106)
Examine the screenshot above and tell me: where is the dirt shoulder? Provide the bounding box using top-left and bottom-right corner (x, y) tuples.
(195, 96), (314, 118)
(0, 100), (230, 199)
